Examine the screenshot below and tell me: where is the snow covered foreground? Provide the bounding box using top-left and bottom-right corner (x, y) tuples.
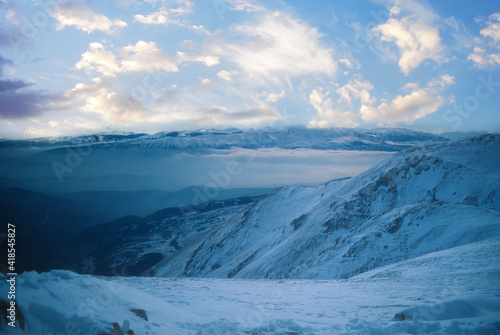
(2, 237), (500, 334)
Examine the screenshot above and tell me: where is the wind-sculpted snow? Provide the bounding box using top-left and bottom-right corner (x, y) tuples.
(3, 237), (500, 334)
(148, 134), (500, 279)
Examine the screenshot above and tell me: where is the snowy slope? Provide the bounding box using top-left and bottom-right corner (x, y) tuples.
(2, 237), (499, 334)
(148, 134), (500, 279)
(61, 197), (261, 276)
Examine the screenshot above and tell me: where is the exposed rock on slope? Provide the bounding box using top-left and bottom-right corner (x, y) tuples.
(147, 135), (500, 279)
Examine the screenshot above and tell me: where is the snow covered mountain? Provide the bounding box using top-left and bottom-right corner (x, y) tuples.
(147, 134), (500, 279)
(0, 127), (447, 152)
(61, 197), (262, 276)
(0, 127), (448, 194)
(109, 127), (447, 151)
(2, 134), (499, 335)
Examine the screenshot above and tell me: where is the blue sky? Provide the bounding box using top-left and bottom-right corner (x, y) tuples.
(0, 0), (499, 138)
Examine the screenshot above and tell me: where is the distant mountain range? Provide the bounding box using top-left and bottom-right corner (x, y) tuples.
(0, 127), (448, 152)
(0, 126), (451, 194)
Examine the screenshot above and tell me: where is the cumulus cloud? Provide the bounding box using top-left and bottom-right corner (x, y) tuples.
(75, 41), (219, 77)
(134, 0), (192, 26)
(308, 87), (359, 128)
(121, 41), (180, 72)
(309, 74), (454, 127)
(134, 8), (176, 25)
(263, 89), (285, 103)
(372, 1), (442, 75)
(427, 74), (455, 90)
(336, 78), (375, 106)
(217, 70), (233, 81)
(134, 0), (209, 36)
(468, 14), (500, 68)
(75, 43), (121, 77)
(80, 87), (153, 124)
(376, 89), (443, 124)
(50, 78), (154, 125)
(52, 0), (127, 34)
(468, 47), (500, 68)
(207, 11), (336, 84)
(480, 13), (500, 43)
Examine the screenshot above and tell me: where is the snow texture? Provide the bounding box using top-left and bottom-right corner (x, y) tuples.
(1, 237), (499, 334)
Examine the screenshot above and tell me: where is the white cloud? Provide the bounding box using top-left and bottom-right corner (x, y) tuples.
(308, 87), (359, 128)
(134, 8), (176, 25)
(480, 13), (500, 43)
(52, 0), (127, 34)
(468, 47), (500, 68)
(427, 74), (455, 90)
(200, 78), (211, 85)
(57, 79), (153, 124)
(229, 0), (265, 12)
(189, 25), (211, 35)
(339, 58), (353, 69)
(45, 75), (282, 132)
(207, 11), (336, 84)
(75, 43), (121, 77)
(263, 89), (285, 102)
(336, 78), (374, 106)
(334, 78), (377, 124)
(468, 14), (500, 68)
(309, 74), (453, 127)
(401, 82), (418, 92)
(134, 0), (193, 27)
(181, 40), (198, 50)
(42, 78), (154, 127)
(120, 41), (180, 72)
(376, 88), (443, 124)
(5, 9), (19, 25)
(217, 70), (233, 81)
(76, 41), (219, 76)
(177, 52), (220, 67)
(80, 88), (152, 124)
(390, 6), (400, 16)
(372, 2), (442, 75)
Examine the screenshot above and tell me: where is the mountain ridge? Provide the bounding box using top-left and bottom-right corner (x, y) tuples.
(0, 127), (448, 152)
(146, 134), (500, 279)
